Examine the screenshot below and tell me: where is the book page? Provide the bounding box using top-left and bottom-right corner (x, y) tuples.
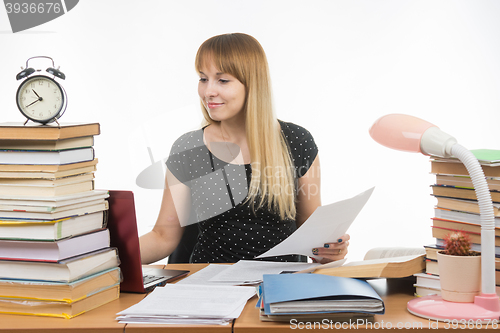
(363, 247), (425, 261)
(175, 264), (236, 285)
(344, 254), (424, 267)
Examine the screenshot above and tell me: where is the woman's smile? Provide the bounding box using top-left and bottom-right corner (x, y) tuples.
(207, 102), (224, 109)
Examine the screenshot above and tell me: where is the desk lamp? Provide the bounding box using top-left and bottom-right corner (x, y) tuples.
(369, 113), (500, 321)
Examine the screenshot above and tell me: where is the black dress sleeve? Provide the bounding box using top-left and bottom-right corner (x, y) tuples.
(279, 120), (319, 178)
(165, 129), (208, 184)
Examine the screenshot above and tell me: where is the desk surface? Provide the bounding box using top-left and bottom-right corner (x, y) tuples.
(0, 264), (489, 332)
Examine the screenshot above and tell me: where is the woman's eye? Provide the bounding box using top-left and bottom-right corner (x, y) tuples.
(199, 78), (207, 82)
(219, 79), (230, 84)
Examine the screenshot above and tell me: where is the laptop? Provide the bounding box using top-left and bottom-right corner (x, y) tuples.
(106, 190), (189, 293)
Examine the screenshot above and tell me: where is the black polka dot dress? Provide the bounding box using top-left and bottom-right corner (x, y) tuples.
(166, 120), (318, 263)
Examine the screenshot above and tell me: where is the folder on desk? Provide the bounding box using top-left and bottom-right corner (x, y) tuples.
(261, 273), (384, 319)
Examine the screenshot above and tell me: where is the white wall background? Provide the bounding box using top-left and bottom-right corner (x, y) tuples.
(1, 0), (499, 264)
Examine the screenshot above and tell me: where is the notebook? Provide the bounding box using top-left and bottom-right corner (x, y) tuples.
(106, 190), (189, 293)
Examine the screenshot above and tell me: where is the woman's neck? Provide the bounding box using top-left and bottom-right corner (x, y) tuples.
(210, 117), (249, 164)
(219, 119), (246, 145)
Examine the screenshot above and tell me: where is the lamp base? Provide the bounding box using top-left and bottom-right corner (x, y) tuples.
(407, 294), (500, 322)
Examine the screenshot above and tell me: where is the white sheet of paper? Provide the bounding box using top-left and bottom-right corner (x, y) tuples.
(117, 284), (255, 318)
(256, 187), (374, 259)
(175, 264), (237, 285)
(208, 260), (320, 284)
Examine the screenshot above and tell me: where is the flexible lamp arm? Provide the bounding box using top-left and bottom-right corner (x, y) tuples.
(370, 114), (496, 296)
(451, 144), (496, 295)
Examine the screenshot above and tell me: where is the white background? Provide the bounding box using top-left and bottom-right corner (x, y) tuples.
(1, 0), (499, 264)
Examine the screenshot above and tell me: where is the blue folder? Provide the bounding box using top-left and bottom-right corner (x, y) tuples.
(262, 273), (385, 316)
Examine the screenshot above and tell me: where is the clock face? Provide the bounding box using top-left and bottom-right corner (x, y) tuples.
(16, 75), (65, 124)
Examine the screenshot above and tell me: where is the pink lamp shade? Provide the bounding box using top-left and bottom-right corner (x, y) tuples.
(369, 114), (436, 154)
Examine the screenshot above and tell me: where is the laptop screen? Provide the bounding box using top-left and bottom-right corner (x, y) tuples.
(106, 190), (146, 293)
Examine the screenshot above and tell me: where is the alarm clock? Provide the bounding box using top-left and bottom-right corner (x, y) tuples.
(15, 56), (67, 125)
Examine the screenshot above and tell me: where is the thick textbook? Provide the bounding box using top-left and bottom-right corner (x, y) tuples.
(0, 229), (110, 261)
(0, 247), (119, 282)
(434, 207), (500, 227)
(426, 242), (500, 259)
(0, 284), (119, 319)
(432, 185), (500, 203)
(425, 257), (500, 281)
(0, 122), (100, 141)
(435, 197), (500, 217)
(0, 158), (98, 174)
(414, 272), (441, 289)
(261, 273), (384, 316)
(431, 160), (500, 178)
(0, 267), (120, 302)
(434, 175), (500, 192)
(312, 247), (425, 278)
(431, 226), (500, 247)
(0, 180), (94, 197)
(0, 211), (106, 241)
(0, 147), (95, 165)
(0, 164), (96, 180)
(432, 219), (500, 237)
(0, 190), (109, 212)
(432, 149), (500, 166)
(0, 200), (107, 220)
(0, 189), (108, 208)
(0, 172), (94, 186)
(0, 136), (94, 151)
(414, 279), (442, 297)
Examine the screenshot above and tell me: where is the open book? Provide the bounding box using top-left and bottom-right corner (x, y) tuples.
(310, 247), (425, 279)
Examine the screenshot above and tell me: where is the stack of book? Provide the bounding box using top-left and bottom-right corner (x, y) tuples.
(416, 149), (500, 297)
(258, 273), (384, 322)
(0, 122), (120, 318)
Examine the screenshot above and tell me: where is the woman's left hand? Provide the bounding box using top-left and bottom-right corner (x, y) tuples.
(312, 234), (350, 264)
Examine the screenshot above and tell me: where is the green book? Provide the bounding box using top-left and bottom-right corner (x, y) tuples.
(434, 149), (500, 167)
(471, 149), (500, 164)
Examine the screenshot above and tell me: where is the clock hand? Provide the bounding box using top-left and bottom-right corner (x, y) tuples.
(25, 95), (43, 108)
(32, 89), (41, 98)
(25, 99), (41, 108)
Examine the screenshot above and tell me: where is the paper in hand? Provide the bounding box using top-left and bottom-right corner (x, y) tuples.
(256, 187), (374, 259)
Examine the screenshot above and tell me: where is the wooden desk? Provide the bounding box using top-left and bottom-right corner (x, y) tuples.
(0, 264), (495, 332)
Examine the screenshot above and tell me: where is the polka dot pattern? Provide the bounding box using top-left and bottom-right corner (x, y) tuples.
(166, 120), (318, 263)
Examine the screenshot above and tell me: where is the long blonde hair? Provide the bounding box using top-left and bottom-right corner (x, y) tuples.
(195, 33), (296, 220)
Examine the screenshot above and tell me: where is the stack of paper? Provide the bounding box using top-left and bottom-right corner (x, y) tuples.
(259, 273), (384, 322)
(116, 284), (256, 325)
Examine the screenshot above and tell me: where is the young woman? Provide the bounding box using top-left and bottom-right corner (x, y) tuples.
(139, 33), (349, 264)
